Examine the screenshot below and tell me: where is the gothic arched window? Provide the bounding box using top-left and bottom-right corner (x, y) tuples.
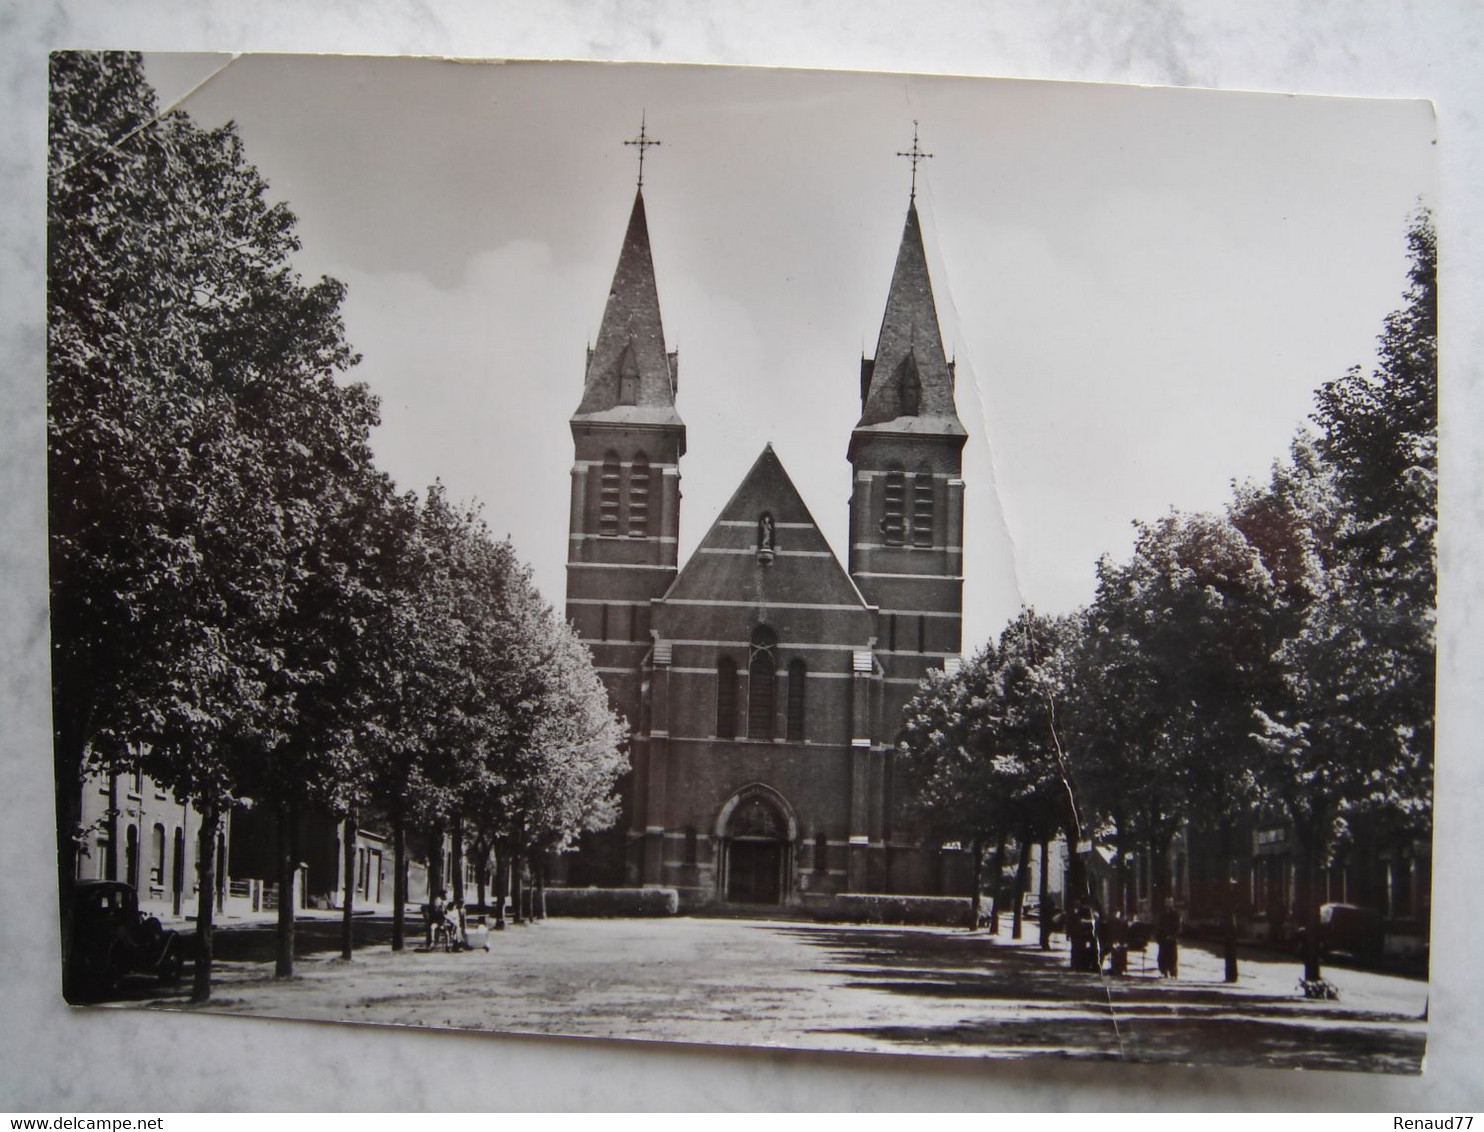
(912, 469), (934, 548)
(716, 657), (738, 740)
(628, 453), (650, 537)
(786, 658), (807, 741)
(882, 470), (906, 547)
(748, 625), (778, 741)
(599, 451), (621, 536)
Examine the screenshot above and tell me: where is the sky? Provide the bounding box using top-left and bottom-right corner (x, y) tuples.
(143, 54), (1435, 651)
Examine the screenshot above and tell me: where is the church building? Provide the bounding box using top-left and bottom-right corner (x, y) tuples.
(563, 155), (969, 908)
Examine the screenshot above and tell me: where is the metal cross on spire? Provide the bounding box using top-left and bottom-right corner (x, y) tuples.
(896, 121), (933, 200)
(624, 112), (662, 189)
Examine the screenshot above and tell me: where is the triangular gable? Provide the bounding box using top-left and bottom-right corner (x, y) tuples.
(662, 444), (870, 611)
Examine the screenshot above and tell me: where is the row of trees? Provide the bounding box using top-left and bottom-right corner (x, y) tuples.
(900, 211), (1436, 983)
(48, 52), (626, 1001)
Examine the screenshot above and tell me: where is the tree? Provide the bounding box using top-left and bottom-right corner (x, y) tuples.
(1075, 510), (1288, 980)
(897, 649), (1001, 927)
(898, 610), (1081, 938)
(48, 52), (363, 998)
(1253, 212), (1436, 982)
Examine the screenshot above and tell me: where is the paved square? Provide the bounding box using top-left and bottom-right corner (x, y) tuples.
(133, 917), (1426, 1072)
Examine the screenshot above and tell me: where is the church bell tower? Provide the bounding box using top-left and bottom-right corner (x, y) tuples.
(565, 176), (686, 731)
(848, 130), (967, 755)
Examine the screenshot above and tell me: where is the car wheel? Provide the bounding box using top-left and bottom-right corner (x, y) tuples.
(156, 950), (183, 986)
(101, 951), (126, 996)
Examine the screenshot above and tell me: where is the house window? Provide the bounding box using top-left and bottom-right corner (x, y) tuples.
(151, 823), (166, 888)
(716, 657), (738, 740)
(629, 603), (639, 641)
(600, 603), (610, 641)
(882, 470), (905, 546)
(815, 832), (829, 873)
(748, 625), (778, 741)
(684, 827), (699, 866)
(912, 471), (934, 547)
(628, 453), (650, 537)
(599, 452), (621, 536)
(786, 658), (807, 741)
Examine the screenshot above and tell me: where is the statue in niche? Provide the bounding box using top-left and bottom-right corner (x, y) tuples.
(757, 512), (776, 563)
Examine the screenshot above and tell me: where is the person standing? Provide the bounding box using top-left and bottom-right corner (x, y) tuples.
(1157, 898), (1182, 978)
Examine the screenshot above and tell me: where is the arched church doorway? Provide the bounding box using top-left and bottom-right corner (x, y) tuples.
(718, 788), (794, 905)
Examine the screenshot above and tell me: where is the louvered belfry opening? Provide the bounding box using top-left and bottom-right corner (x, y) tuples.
(628, 453), (650, 537)
(882, 469), (906, 546)
(912, 470), (934, 547)
(599, 452), (621, 536)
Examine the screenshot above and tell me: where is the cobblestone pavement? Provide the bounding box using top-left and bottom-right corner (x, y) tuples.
(119, 917), (1428, 1072)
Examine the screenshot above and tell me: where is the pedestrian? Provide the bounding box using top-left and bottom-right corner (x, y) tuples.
(424, 888), (448, 950)
(1069, 902), (1099, 972)
(1104, 910), (1129, 976)
(1157, 898), (1182, 978)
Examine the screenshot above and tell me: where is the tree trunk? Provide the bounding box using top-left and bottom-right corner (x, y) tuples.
(427, 819), (445, 900)
(340, 808), (358, 962)
(511, 851), (524, 925)
(1150, 830), (1173, 915)
(391, 808), (407, 951)
(1114, 815), (1129, 916)
(1038, 838), (1052, 950)
(475, 842), (488, 916)
(54, 693), (91, 992)
(968, 838), (983, 930)
(1065, 823), (1088, 908)
(451, 816), (465, 906)
(1011, 838), (1031, 941)
(535, 861), (547, 921)
(987, 834), (1006, 935)
(1298, 827), (1323, 983)
(275, 800), (297, 979)
(190, 803), (220, 1002)
(1220, 817), (1239, 983)
(104, 776), (119, 880)
(493, 846), (508, 929)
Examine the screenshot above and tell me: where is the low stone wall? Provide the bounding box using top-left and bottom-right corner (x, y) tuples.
(801, 892), (974, 927)
(543, 887), (680, 917)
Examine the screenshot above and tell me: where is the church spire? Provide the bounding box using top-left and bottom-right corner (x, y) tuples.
(854, 198), (964, 434)
(574, 188), (682, 426)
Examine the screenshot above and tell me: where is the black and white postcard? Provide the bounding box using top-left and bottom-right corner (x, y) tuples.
(46, 52), (1436, 1075)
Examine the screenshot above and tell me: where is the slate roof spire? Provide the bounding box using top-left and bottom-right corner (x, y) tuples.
(574, 188), (682, 427)
(855, 198), (965, 436)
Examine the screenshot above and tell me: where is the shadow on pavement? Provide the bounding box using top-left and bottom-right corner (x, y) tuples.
(781, 925), (1426, 1073)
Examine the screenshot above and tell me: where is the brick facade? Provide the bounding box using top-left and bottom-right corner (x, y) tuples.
(561, 186), (974, 908)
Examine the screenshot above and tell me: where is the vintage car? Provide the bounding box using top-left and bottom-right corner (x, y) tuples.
(65, 880), (184, 996)
(1294, 902), (1386, 961)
